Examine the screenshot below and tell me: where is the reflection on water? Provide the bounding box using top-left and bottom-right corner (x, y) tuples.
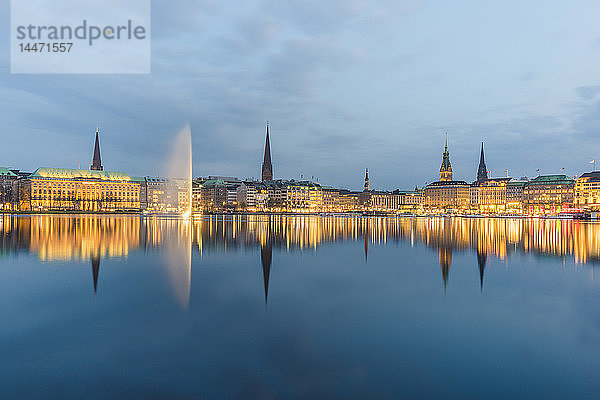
(2, 214), (600, 399)
(1, 214), (599, 300)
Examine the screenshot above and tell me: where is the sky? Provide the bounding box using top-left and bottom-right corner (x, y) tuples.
(2, 0), (600, 190)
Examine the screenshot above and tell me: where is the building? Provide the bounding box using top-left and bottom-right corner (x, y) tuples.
(18, 132), (141, 212)
(322, 186), (341, 212)
(506, 179), (528, 214)
(261, 123), (273, 181)
(338, 190), (360, 211)
(21, 167), (141, 212)
(396, 190), (424, 213)
(423, 139), (469, 211)
(0, 168), (18, 211)
(237, 180), (269, 211)
(284, 180), (323, 212)
(470, 177), (510, 213)
(574, 171), (600, 211)
(523, 174), (575, 214)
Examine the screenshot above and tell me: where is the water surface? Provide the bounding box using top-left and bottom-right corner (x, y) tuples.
(0, 215), (599, 399)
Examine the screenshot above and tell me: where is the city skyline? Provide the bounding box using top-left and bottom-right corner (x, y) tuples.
(2, 1), (600, 190)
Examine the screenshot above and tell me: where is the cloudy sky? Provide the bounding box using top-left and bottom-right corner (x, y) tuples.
(2, 0), (600, 190)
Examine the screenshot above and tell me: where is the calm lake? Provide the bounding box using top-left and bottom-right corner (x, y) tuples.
(0, 214), (599, 399)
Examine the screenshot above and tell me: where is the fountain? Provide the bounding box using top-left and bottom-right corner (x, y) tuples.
(166, 124), (193, 218)
(162, 124), (193, 308)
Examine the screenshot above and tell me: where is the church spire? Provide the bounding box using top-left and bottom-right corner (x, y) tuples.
(477, 142), (488, 183)
(364, 168), (370, 191)
(261, 122), (273, 181)
(91, 127), (103, 171)
(439, 134), (452, 181)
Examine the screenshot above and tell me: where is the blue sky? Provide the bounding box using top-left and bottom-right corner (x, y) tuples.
(2, 0), (600, 190)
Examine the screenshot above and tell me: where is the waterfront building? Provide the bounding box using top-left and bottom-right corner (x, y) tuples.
(506, 179), (528, 214)
(369, 191), (401, 212)
(144, 177), (178, 213)
(322, 186), (341, 212)
(198, 179), (228, 211)
(423, 139), (469, 211)
(574, 171), (600, 211)
(284, 180), (323, 212)
(236, 180), (268, 211)
(0, 168), (18, 211)
(338, 190), (360, 212)
(21, 167), (141, 212)
(396, 190), (424, 212)
(469, 177), (510, 214)
(261, 123), (273, 181)
(523, 175), (575, 214)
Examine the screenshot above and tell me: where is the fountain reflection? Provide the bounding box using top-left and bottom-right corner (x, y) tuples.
(1, 214), (599, 298)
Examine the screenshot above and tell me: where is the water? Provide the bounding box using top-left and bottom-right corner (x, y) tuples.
(0, 214), (599, 399)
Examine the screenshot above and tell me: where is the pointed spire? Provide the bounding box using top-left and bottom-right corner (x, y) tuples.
(91, 127), (103, 171)
(261, 122), (273, 181)
(440, 134), (452, 181)
(364, 168), (370, 191)
(477, 142), (488, 183)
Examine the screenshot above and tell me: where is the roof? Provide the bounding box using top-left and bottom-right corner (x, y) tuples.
(30, 167), (133, 181)
(578, 171), (600, 181)
(130, 176), (146, 182)
(507, 180), (528, 187)
(202, 179), (226, 187)
(0, 167), (17, 177)
(426, 180), (469, 187)
(527, 174), (574, 185)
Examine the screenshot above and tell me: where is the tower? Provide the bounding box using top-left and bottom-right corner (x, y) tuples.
(439, 135), (452, 181)
(90, 128), (103, 171)
(261, 122), (273, 181)
(477, 142), (488, 183)
(364, 168), (370, 191)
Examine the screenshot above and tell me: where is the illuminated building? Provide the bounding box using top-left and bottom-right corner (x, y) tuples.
(523, 175), (575, 214)
(364, 168), (370, 191)
(261, 123), (273, 181)
(322, 186), (341, 212)
(396, 190), (424, 213)
(423, 139), (469, 211)
(470, 178), (510, 213)
(506, 179), (528, 214)
(574, 171), (600, 211)
(284, 180), (323, 212)
(237, 180), (268, 211)
(198, 179), (228, 210)
(21, 167), (142, 212)
(338, 190), (360, 211)
(0, 167), (18, 211)
(143, 177), (188, 213)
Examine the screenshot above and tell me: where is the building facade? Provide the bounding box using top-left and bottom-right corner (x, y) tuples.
(574, 171), (600, 211)
(523, 175), (575, 214)
(21, 167), (141, 212)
